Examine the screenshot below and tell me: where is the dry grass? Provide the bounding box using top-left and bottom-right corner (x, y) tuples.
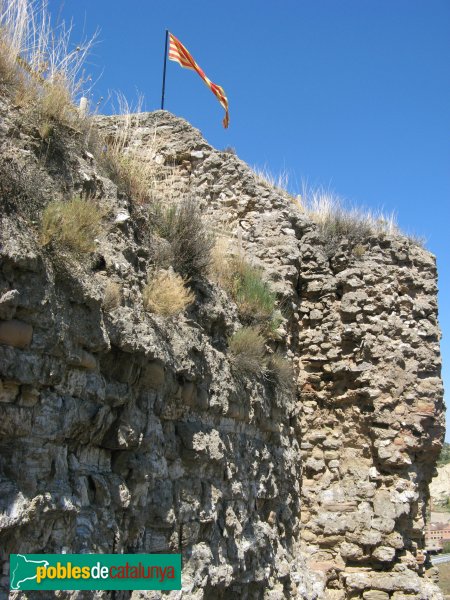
(98, 97), (148, 200)
(305, 191), (397, 234)
(143, 270), (194, 317)
(110, 152), (155, 204)
(252, 165), (291, 194)
(40, 197), (104, 253)
(103, 281), (121, 312)
(228, 326), (267, 380)
(97, 95), (180, 205)
(352, 243), (367, 258)
(210, 236), (233, 287)
(37, 78), (77, 122)
(0, 0), (95, 129)
(0, 31), (19, 88)
(301, 190), (398, 256)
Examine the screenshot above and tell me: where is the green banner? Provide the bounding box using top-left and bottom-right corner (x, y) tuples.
(10, 554), (181, 591)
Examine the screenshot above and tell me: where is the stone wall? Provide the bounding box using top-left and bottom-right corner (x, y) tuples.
(0, 105), (445, 599)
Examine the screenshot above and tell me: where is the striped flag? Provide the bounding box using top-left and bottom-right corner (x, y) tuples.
(168, 32), (229, 129)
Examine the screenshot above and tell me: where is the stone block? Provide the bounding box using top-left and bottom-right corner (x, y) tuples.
(340, 542), (363, 560)
(142, 361), (166, 388)
(372, 545), (396, 562)
(0, 319), (33, 348)
(181, 382), (196, 405)
(363, 592), (390, 600)
(0, 380), (19, 403)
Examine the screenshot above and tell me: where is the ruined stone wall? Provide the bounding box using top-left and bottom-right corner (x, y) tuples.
(296, 228), (444, 599)
(0, 106), (445, 599)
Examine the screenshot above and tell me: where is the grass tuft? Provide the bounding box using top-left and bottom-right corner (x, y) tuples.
(228, 326), (267, 380)
(149, 198), (214, 278)
(0, 0), (96, 128)
(143, 270), (194, 317)
(103, 281), (121, 312)
(302, 190), (398, 256)
(266, 352), (294, 393)
(232, 257), (276, 321)
(40, 197), (104, 253)
(252, 165), (291, 194)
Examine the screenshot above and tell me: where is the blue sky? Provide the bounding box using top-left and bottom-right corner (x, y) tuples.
(53, 0), (449, 439)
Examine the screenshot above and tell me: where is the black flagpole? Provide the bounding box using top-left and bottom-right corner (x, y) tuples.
(161, 29), (169, 110)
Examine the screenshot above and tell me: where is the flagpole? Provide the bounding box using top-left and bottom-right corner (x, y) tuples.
(161, 29), (169, 110)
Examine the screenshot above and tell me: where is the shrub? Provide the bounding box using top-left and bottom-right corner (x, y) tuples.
(149, 198), (214, 278)
(143, 270), (194, 317)
(266, 352), (294, 393)
(210, 242), (277, 323)
(228, 326), (267, 380)
(103, 281), (121, 312)
(40, 197), (104, 253)
(232, 257), (276, 321)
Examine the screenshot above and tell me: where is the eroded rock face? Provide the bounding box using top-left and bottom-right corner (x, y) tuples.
(0, 106), (445, 599)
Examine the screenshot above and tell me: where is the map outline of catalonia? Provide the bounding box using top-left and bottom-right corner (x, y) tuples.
(10, 555), (49, 590)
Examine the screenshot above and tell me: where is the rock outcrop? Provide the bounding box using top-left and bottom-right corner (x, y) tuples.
(0, 103), (445, 599)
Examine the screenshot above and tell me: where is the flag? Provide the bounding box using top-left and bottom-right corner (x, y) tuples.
(168, 32), (229, 129)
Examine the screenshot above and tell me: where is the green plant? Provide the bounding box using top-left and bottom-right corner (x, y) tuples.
(210, 242), (278, 324)
(232, 258), (276, 320)
(149, 198), (214, 278)
(143, 270), (194, 317)
(228, 326), (267, 380)
(40, 197), (104, 253)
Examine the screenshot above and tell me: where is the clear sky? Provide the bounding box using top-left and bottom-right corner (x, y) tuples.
(52, 0), (449, 439)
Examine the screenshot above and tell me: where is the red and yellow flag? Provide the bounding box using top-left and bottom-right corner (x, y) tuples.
(168, 32), (229, 129)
